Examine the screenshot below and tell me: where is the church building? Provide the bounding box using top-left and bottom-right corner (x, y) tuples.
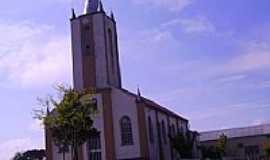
(46, 0), (199, 160)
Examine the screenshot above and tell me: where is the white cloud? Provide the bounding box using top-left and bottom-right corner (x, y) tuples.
(184, 41), (270, 79)
(224, 49), (270, 74)
(179, 16), (215, 33)
(162, 16), (216, 34)
(0, 138), (42, 160)
(0, 21), (72, 89)
(122, 22), (270, 88)
(189, 102), (270, 122)
(131, 0), (192, 12)
(153, 31), (173, 42)
(199, 42), (270, 79)
(216, 74), (247, 83)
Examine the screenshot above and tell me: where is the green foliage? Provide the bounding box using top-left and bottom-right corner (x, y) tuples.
(35, 85), (98, 160)
(216, 133), (227, 157)
(170, 132), (194, 159)
(201, 145), (221, 159)
(201, 134), (228, 160)
(12, 149), (45, 160)
(12, 153), (23, 160)
(265, 141), (270, 158)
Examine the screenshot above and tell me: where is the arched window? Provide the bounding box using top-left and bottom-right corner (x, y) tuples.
(148, 116), (154, 143)
(120, 116), (134, 145)
(162, 120), (167, 144)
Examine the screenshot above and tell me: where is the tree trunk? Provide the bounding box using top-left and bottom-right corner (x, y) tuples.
(62, 152), (65, 160)
(72, 145), (79, 160)
(71, 146), (75, 160)
(74, 147), (79, 160)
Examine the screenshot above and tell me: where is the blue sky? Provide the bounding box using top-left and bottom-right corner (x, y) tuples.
(0, 0), (270, 158)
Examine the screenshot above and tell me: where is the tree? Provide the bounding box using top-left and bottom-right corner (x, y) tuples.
(216, 133), (227, 158)
(170, 132), (194, 159)
(265, 141), (270, 159)
(201, 145), (220, 159)
(201, 134), (227, 160)
(12, 152), (23, 160)
(35, 85), (98, 160)
(12, 149), (45, 160)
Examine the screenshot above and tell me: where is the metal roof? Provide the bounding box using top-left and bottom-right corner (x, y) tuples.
(200, 124), (270, 141)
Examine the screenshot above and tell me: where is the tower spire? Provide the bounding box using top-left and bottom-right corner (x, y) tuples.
(84, 0), (99, 14)
(137, 87), (141, 97)
(71, 8), (76, 19)
(136, 86), (142, 102)
(110, 11), (115, 21)
(99, 0), (105, 13)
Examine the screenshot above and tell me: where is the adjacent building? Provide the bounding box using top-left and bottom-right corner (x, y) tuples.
(45, 0), (199, 160)
(200, 124), (270, 160)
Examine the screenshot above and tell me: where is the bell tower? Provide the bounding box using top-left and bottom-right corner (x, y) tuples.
(71, 0), (122, 90)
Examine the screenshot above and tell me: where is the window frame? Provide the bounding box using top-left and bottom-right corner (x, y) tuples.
(120, 116), (134, 146)
(88, 132), (102, 160)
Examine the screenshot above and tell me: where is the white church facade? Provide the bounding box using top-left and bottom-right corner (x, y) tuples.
(45, 1), (199, 160)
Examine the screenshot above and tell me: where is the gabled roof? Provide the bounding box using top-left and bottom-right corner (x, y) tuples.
(117, 87), (188, 122)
